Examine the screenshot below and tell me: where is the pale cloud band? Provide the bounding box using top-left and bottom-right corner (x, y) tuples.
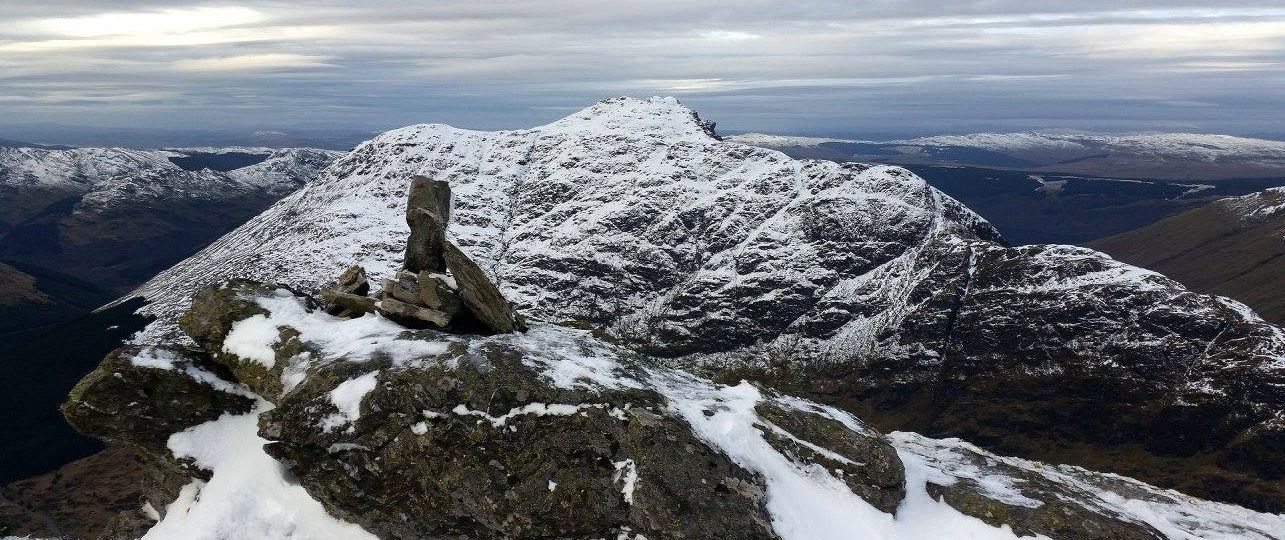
(1, 1), (1282, 136)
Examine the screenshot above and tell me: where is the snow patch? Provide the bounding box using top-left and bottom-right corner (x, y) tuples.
(320, 370), (380, 432)
(222, 314), (279, 368)
(148, 407), (376, 540)
(613, 459), (638, 504)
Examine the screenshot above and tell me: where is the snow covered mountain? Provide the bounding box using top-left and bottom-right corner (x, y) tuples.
(114, 98), (1285, 513)
(728, 130), (1285, 180)
(0, 145), (344, 292)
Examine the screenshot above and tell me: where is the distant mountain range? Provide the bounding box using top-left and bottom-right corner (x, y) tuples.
(0, 143), (342, 489)
(1089, 187), (1285, 326)
(728, 131), (1285, 181)
(0, 144), (344, 298)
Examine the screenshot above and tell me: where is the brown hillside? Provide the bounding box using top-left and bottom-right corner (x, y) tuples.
(1087, 188), (1285, 325)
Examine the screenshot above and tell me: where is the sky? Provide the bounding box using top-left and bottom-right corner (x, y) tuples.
(2, 1), (1284, 139)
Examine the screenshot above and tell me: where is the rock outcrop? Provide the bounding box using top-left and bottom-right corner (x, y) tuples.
(317, 178), (524, 334)
(60, 278), (1285, 539)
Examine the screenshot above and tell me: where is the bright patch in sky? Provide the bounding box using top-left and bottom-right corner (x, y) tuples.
(34, 6), (264, 37)
(173, 53), (337, 72)
(700, 30), (759, 41)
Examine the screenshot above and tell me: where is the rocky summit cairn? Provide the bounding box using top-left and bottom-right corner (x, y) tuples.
(321, 176), (524, 334)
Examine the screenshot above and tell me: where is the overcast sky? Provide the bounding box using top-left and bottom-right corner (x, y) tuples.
(2, 1), (1283, 138)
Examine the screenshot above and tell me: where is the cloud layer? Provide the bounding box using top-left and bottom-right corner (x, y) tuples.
(2, 1), (1283, 136)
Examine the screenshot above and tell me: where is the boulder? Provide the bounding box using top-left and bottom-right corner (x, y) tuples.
(333, 265), (370, 296)
(755, 402), (905, 513)
(416, 271), (462, 317)
(321, 289), (377, 317)
(61, 346), (255, 466)
(180, 280), (317, 398)
(895, 432), (1167, 540)
(322, 265), (372, 316)
(259, 328), (777, 539)
(376, 297), (450, 328)
(378, 271), (421, 306)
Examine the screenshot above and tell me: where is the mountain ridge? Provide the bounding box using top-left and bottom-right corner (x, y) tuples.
(1, 145), (345, 293)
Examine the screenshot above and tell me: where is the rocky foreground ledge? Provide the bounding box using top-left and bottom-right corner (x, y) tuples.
(57, 279), (1285, 539)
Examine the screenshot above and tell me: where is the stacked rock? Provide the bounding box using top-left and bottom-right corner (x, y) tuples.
(320, 176), (525, 334)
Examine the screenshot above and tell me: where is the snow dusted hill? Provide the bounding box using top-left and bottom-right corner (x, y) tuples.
(728, 130), (1285, 179)
(122, 98), (1285, 512)
(0, 146), (343, 291)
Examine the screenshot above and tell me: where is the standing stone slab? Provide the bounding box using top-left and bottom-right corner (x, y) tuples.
(443, 241), (523, 334)
(403, 176), (452, 274)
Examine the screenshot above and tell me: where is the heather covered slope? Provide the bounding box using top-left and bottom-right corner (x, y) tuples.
(1088, 187), (1285, 326)
(121, 97), (1285, 510)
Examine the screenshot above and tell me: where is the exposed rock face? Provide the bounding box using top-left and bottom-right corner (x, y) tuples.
(260, 335), (776, 539)
(122, 97), (1285, 510)
(61, 346), (255, 466)
(178, 280), (317, 398)
(754, 402), (904, 513)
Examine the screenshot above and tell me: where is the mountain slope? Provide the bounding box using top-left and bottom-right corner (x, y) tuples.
(0, 146), (344, 292)
(1087, 187), (1285, 325)
(727, 130), (1285, 180)
(122, 97), (1285, 510)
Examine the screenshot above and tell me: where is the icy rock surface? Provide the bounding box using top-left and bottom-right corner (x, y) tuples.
(122, 97), (1285, 508)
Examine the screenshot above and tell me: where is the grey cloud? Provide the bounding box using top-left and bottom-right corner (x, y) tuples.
(0, 1), (1282, 137)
